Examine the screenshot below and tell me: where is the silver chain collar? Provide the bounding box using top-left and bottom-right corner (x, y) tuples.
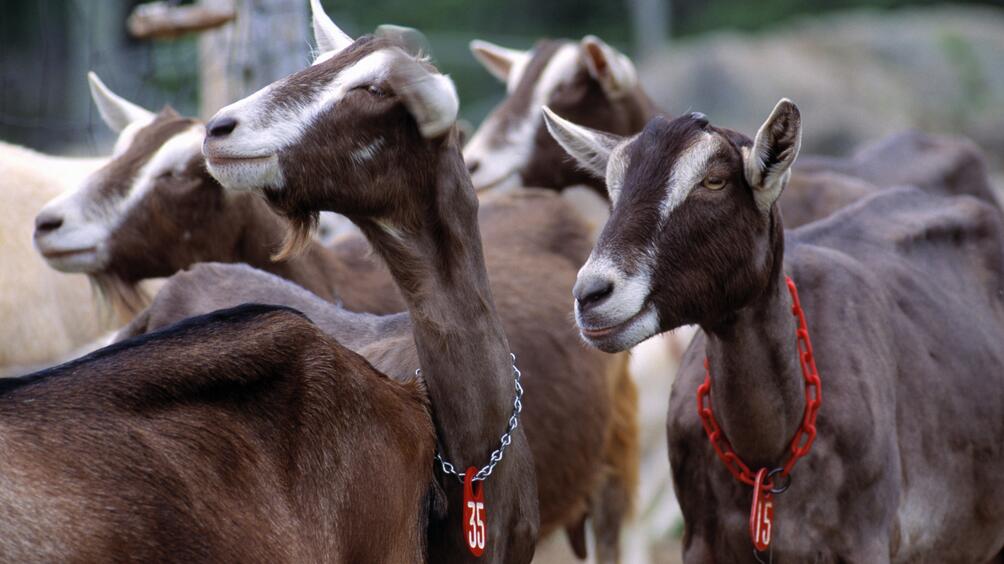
(417, 353), (524, 483)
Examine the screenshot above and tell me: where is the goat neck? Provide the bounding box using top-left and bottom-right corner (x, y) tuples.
(703, 210), (805, 468)
(355, 131), (516, 454)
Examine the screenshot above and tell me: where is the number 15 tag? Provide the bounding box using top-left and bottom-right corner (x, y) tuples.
(749, 468), (774, 552)
(463, 467), (487, 557)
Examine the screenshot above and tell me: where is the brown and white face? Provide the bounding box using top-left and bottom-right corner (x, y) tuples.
(33, 73), (219, 280)
(543, 100), (802, 352)
(462, 35), (642, 192)
(203, 0), (458, 232)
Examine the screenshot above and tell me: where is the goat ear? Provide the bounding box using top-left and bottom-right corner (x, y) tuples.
(580, 36), (637, 100)
(310, 0), (353, 57)
(744, 98), (801, 212)
(542, 106), (622, 179)
(391, 60), (459, 139)
(88, 72), (154, 133)
(376, 24), (431, 58)
(470, 39), (529, 84)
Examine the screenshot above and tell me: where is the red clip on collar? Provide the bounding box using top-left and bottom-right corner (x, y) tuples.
(696, 276), (823, 489)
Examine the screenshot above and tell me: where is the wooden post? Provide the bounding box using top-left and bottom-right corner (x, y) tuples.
(197, 0), (309, 118)
(628, 0), (669, 59)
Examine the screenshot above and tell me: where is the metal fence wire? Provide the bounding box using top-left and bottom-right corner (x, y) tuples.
(0, 0), (313, 156)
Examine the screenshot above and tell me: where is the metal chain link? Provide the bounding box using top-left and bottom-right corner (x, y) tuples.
(418, 353), (523, 483)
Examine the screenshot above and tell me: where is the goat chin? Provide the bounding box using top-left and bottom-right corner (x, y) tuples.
(0, 142), (125, 372)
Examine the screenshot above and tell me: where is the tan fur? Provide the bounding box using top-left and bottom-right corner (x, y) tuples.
(0, 143), (109, 370)
(604, 354), (639, 518)
(592, 353), (640, 564)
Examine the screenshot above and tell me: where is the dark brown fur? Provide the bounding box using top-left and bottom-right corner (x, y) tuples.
(0, 304), (434, 563)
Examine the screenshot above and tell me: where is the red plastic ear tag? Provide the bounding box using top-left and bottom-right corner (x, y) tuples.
(463, 467), (486, 557)
(749, 468), (774, 552)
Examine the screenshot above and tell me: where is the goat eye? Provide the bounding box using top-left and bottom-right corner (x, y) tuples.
(702, 177), (726, 191)
(361, 84), (386, 97)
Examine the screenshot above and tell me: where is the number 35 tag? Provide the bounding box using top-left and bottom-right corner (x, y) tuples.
(463, 467), (487, 557)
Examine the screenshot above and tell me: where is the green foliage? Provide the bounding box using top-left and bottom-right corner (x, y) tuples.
(939, 30), (990, 116)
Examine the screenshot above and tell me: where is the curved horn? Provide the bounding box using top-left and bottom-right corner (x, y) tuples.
(310, 0), (353, 55)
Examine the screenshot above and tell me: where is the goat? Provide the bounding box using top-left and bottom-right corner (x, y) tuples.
(0, 141), (111, 372)
(546, 102), (1004, 562)
(32, 73), (404, 315)
(201, 15), (547, 559)
(0, 303), (435, 562)
(464, 36), (657, 196)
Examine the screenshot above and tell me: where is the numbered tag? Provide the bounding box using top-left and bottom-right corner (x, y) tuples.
(463, 467), (487, 557)
(749, 468), (774, 552)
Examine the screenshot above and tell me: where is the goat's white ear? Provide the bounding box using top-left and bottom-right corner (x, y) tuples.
(580, 36), (637, 100)
(376, 24), (430, 58)
(470, 39), (529, 84)
(392, 62), (459, 139)
(542, 106), (622, 179)
(87, 72), (154, 133)
(744, 98), (802, 212)
(310, 0), (353, 57)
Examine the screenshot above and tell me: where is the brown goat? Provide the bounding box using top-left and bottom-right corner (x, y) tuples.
(0, 304), (435, 562)
(32, 73), (403, 315)
(202, 30), (542, 562)
(547, 102), (1004, 562)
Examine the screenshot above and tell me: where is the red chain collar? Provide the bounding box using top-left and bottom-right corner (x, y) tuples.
(696, 276), (822, 491)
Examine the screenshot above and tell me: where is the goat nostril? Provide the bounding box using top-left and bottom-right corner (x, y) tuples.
(467, 161), (480, 174)
(206, 116), (238, 138)
(574, 277), (614, 309)
(34, 214), (64, 235)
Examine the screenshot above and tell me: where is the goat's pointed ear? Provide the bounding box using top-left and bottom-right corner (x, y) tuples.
(310, 0), (353, 57)
(542, 106), (621, 179)
(391, 60), (459, 139)
(744, 98), (801, 212)
(580, 35), (637, 100)
(470, 39), (529, 84)
(88, 72), (154, 133)
(376, 24), (430, 58)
